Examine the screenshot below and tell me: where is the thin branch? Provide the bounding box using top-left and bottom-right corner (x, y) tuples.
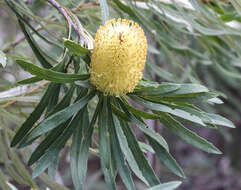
(3, 81), (50, 108)
(72, 1), (99, 11)
(2, 1), (96, 53)
(46, 0), (87, 45)
(2, 25), (43, 53)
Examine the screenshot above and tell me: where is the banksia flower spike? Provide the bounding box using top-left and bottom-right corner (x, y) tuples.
(90, 18), (147, 96)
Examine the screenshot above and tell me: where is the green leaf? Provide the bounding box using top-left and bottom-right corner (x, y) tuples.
(1, 131), (38, 188)
(75, 80), (94, 89)
(17, 76), (42, 85)
(159, 113), (222, 154)
(17, 62), (66, 85)
(111, 104), (130, 121)
(123, 101), (160, 120)
(134, 82), (217, 103)
(19, 86), (78, 149)
(138, 141), (154, 153)
(168, 83), (209, 95)
(119, 120), (160, 187)
(27, 120), (70, 165)
(21, 91), (95, 144)
(118, 99), (169, 151)
(98, 97), (116, 190)
(160, 92), (219, 103)
(27, 86), (76, 165)
(203, 113), (235, 128)
(110, 115), (135, 190)
(63, 39), (89, 55)
(113, 114), (148, 185)
(6, 1), (61, 49)
(119, 101), (184, 178)
(113, 0), (138, 19)
(11, 83), (60, 147)
(147, 136), (185, 178)
(137, 80), (160, 88)
(0, 51), (7, 68)
(46, 86), (80, 117)
(133, 119), (169, 155)
(48, 154), (59, 181)
(32, 107), (87, 178)
(220, 12), (240, 22)
(146, 62), (177, 82)
(70, 108), (89, 190)
(164, 103), (235, 128)
(18, 20), (52, 69)
(46, 83), (61, 115)
(98, 0), (110, 24)
(32, 149), (58, 178)
(147, 181), (182, 190)
(71, 98), (101, 190)
(135, 82), (180, 96)
(132, 96), (206, 126)
(39, 173), (71, 190)
(16, 60), (90, 83)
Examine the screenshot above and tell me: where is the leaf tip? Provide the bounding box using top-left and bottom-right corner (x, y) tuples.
(211, 147), (222, 155)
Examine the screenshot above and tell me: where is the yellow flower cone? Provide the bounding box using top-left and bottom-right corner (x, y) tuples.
(90, 18), (147, 96)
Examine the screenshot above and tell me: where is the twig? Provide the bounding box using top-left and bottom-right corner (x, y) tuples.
(47, 0), (86, 45)
(72, 1), (99, 11)
(3, 81), (50, 108)
(2, 1), (96, 53)
(2, 24), (44, 53)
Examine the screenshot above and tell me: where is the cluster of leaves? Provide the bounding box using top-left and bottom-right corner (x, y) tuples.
(0, 0), (240, 190)
(121, 0), (241, 118)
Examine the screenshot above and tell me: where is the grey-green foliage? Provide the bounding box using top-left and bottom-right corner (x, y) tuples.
(0, 0), (240, 190)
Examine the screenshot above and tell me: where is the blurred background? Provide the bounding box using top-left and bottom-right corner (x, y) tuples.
(0, 0), (241, 190)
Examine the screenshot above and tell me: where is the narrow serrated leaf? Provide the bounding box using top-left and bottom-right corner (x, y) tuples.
(165, 83), (209, 95)
(70, 108), (89, 190)
(132, 96), (206, 126)
(71, 98), (101, 190)
(11, 83), (59, 147)
(18, 20), (52, 69)
(135, 82), (180, 96)
(110, 115), (135, 190)
(32, 149), (58, 178)
(113, 115), (148, 186)
(204, 113), (235, 128)
(147, 136), (185, 178)
(123, 101), (160, 120)
(17, 76), (42, 85)
(32, 108), (86, 178)
(119, 120), (160, 187)
(22, 91), (95, 144)
(98, 97), (116, 190)
(159, 113), (222, 154)
(17, 60), (90, 83)
(118, 100), (169, 152)
(21, 86), (76, 151)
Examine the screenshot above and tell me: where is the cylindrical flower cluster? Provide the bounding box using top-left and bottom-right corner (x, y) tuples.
(90, 18), (147, 96)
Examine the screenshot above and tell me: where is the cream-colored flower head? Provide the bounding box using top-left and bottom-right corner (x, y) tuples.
(90, 18), (147, 96)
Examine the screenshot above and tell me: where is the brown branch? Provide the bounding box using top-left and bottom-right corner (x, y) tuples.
(72, 1), (99, 11)
(46, 0), (86, 44)
(3, 81), (50, 108)
(2, 25), (43, 53)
